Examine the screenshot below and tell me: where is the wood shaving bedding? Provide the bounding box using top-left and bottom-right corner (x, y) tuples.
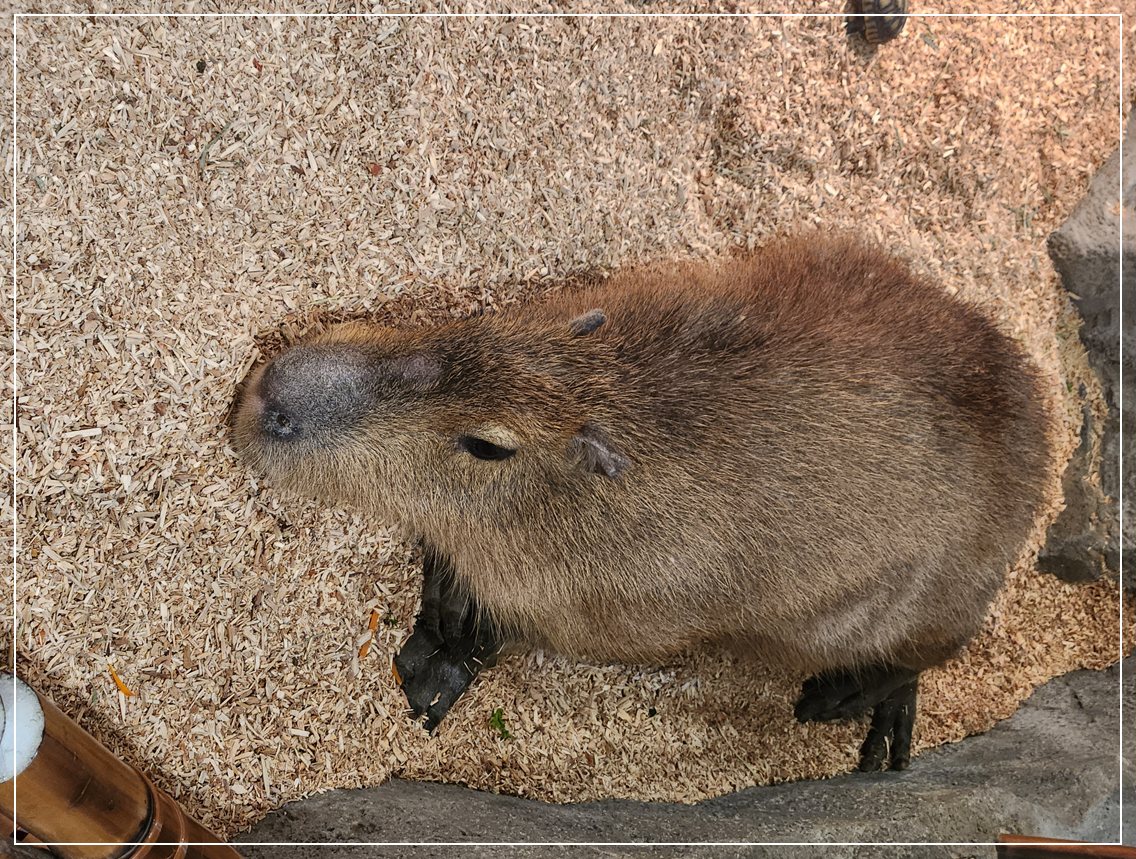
(7, 4), (1131, 838)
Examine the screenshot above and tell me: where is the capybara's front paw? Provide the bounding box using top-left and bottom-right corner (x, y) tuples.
(393, 630), (483, 731)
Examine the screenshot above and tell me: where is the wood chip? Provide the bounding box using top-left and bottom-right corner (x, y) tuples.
(9, 9), (1127, 839)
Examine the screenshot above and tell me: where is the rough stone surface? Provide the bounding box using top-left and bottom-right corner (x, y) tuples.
(217, 661), (1126, 857)
(1124, 125), (1136, 589)
(1041, 113), (1132, 583)
(1126, 651), (1136, 847)
(1044, 401), (1110, 583)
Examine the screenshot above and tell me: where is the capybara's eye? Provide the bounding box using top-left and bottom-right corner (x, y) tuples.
(456, 436), (517, 462)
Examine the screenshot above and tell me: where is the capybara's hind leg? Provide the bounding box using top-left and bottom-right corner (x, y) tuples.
(393, 544), (504, 731)
(857, 677), (917, 771)
(794, 664), (919, 771)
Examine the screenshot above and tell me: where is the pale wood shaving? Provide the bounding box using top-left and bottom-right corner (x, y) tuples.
(8, 7), (1129, 838)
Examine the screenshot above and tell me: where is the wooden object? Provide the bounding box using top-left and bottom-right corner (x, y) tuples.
(0, 674), (243, 859)
(998, 835), (1136, 859)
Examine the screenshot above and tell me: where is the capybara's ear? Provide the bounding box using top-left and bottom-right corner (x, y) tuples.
(567, 308), (607, 336)
(568, 422), (628, 479)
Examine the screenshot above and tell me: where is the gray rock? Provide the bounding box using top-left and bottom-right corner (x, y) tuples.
(1041, 112), (1132, 583)
(228, 661), (1127, 856)
(1125, 129), (1136, 593)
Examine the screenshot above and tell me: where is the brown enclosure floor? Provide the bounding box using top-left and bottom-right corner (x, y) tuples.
(8, 2), (1133, 839)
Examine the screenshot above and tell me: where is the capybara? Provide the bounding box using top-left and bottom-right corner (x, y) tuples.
(232, 237), (1049, 771)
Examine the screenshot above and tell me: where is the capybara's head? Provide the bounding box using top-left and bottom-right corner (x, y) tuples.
(232, 313), (628, 530)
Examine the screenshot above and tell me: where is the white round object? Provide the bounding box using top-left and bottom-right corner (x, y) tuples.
(0, 674), (45, 783)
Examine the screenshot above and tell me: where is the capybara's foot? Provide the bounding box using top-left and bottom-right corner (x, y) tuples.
(856, 677), (917, 771)
(394, 558), (505, 732)
(393, 629), (487, 731)
(794, 664), (919, 771)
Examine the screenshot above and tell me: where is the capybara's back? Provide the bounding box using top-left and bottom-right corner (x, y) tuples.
(233, 236), (1050, 771)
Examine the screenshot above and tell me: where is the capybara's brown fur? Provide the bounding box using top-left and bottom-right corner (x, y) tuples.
(233, 236), (1048, 705)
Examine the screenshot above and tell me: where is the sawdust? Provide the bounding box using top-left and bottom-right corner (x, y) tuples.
(9, 4), (1131, 839)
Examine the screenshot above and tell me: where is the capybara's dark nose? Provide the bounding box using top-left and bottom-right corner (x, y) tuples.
(247, 343), (377, 447)
(262, 407), (298, 439)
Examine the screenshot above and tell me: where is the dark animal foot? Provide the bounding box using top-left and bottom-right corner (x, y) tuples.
(847, 0), (909, 45)
(393, 543), (505, 731)
(794, 664), (919, 772)
(393, 629), (490, 731)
